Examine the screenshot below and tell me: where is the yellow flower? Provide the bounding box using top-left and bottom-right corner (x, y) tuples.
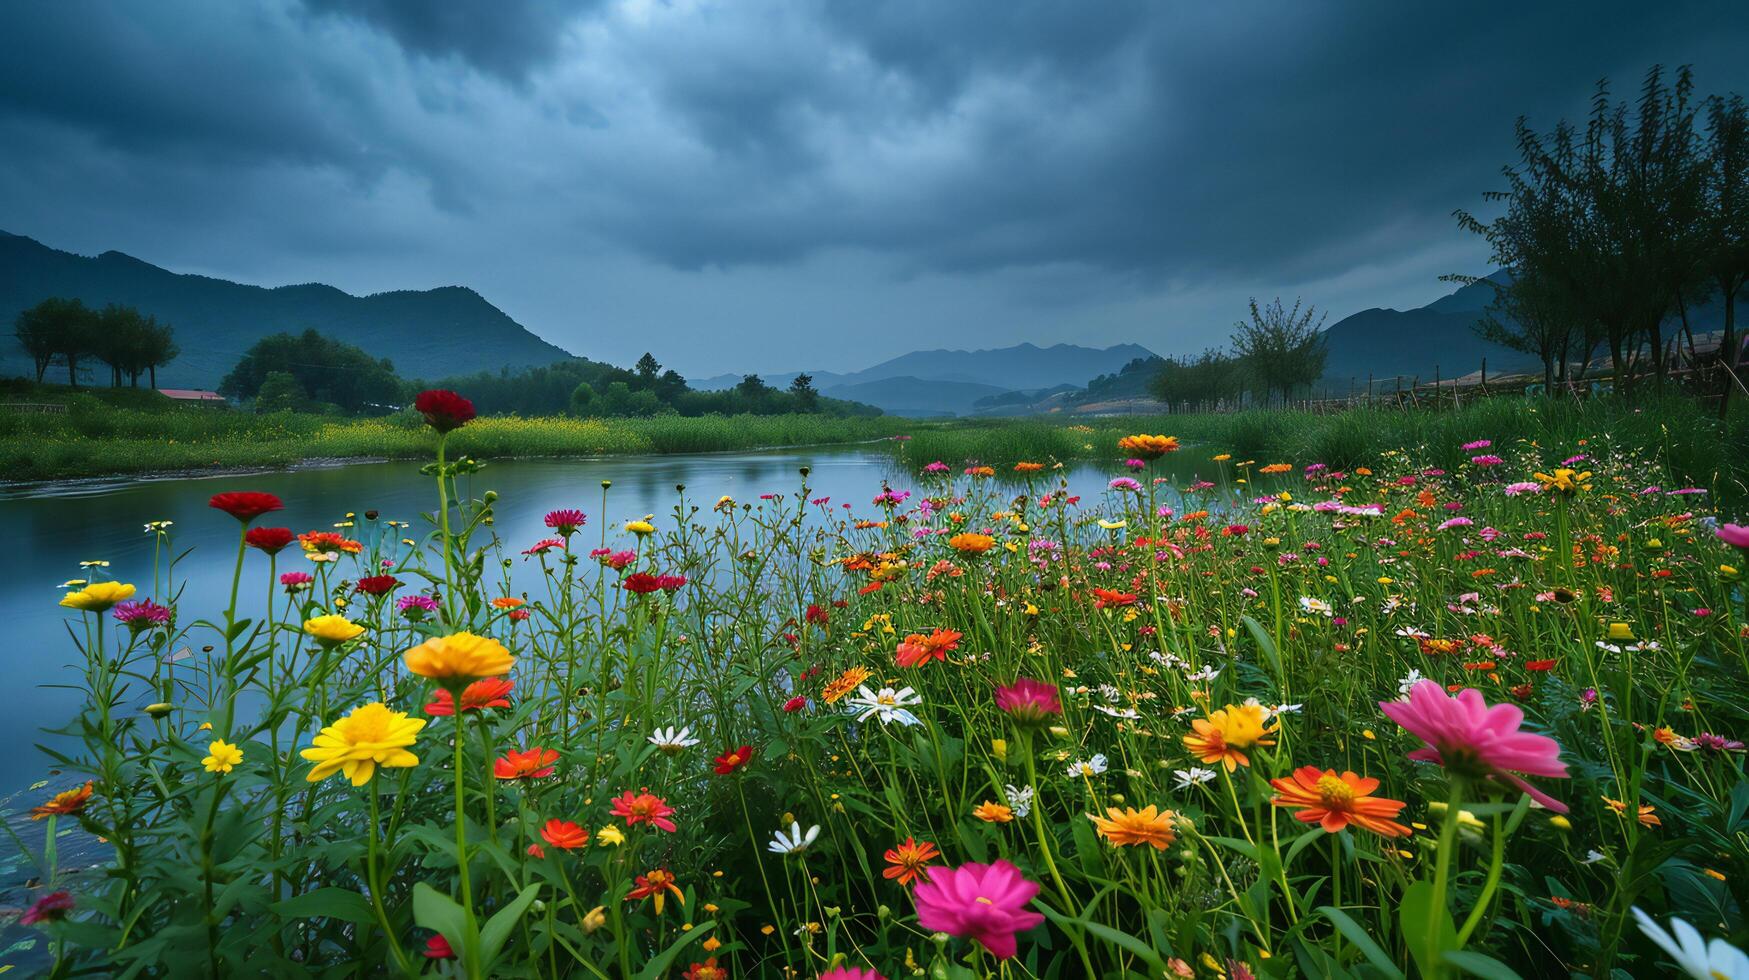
(597, 824), (626, 846)
(1097, 519), (1127, 531)
(1533, 468), (1592, 495)
(947, 532), (995, 554)
(972, 801), (1014, 822)
(625, 518), (656, 535)
(1087, 806), (1177, 849)
(581, 906), (608, 933)
(300, 702), (424, 786)
(59, 581), (135, 612)
(1116, 434), (1179, 459)
(202, 739), (243, 774)
(303, 614), (365, 644)
(1606, 622), (1634, 641)
(403, 632), (515, 681)
(991, 739), (1008, 763)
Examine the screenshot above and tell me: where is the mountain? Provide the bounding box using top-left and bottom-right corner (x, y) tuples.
(1317, 271), (1540, 390)
(0, 230), (573, 388)
(692, 341), (1158, 415)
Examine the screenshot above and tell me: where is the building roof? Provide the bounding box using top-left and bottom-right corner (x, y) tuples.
(157, 388), (225, 401)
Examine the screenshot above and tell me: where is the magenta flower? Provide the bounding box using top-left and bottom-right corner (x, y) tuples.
(20, 891), (73, 926)
(1716, 524), (1749, 549)
(544, 509), (587, 535)
(913, 860), (1044, 959)
(994, 678), (1062, 726)
(818, 968), (886, 980)
(1379, 680), (1569, 812)
(113, 599), (171, 632)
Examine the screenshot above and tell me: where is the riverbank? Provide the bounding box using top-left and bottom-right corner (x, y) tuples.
(3, 387), (1744, 492)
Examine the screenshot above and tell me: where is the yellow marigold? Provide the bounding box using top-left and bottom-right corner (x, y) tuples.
(972, 801), (1014, 823)
(1182, 703), (1277, 772)
(1259, 463), (1293, 475)
(1088, 805), (1177, 849)
(1117, 434), (1179, 459)
(403, 631), (515, 681)
(947, 532), (995, 554)
(300, 702), (424, 786)
(1533, 469), (1592, 495)
(822, 665), (872, 704)
(59, 581), (136, 612)
(202, 739), (243, 774)
(625, 518), (657, 535)
(303, 614), (366, 644)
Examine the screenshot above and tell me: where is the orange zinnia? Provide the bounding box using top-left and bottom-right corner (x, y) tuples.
(822, 666), (872, 704)
(30, 782), (93, 820)
(972, 801), (1014, 823)
(1269, 767), (1410, 837)
(1087, 806), (1177, 849)
(494, 747), (559, 780)
(1117, 434), (1179, 459)
(1182, 703), (1276, 772)
(882, 836), (940, 886)
(540, 819), (590, 850)
(895, 628), (962, 668)
(947, 532), (995, 554)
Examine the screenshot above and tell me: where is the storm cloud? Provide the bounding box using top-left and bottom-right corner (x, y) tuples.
(1, 0), (1745, 375)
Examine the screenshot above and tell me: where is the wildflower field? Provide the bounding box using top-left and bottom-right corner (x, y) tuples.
(15, 388), (1749, 979)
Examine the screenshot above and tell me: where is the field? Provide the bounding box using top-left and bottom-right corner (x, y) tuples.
(12, 388), (1749, 978)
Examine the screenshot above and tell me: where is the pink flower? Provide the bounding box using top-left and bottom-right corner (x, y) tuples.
(544, 509), (587, 535)
(912, 860), (1045, 959)
(1379, 680), (1569, 812)
(819, 969), (886, 980)
(20, 891), (73, 926)
(994, 678), (1062, 726)
(1716, 524), (1749, 549)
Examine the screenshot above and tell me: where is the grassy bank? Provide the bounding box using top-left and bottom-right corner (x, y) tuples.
(4, 381), (1745, 496)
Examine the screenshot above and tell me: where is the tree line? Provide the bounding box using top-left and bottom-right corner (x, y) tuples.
(1455, 65), (1749, 407)
(220, 330), (879, 418)
(1148, 297), (1328, 410)
(13, 297), (181, 388)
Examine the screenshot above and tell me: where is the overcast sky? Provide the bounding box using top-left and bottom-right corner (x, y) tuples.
(2, 2), (1746, 377)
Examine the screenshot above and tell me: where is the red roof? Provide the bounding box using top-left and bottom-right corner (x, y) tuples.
(157, 389), (225, 401)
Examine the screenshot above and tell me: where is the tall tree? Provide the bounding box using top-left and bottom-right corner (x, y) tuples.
(1703, 94), (1749, 413)
(140, 316), (179, 389)
(1230, 298), (1328, 403)
(634, 352), (662, 387)
(788, 372), (819, 410)
(13, 297), (87, 383)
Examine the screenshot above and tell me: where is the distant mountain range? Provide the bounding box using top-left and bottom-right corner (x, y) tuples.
(1316, 270), (1540, 389)
(690, 342), (1159, 416)
(0, 230), (573, 388)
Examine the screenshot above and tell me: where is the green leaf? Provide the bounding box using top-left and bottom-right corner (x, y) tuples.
(1316, 906), (1404, 980)
(1442, 950), (1526, 979)
(412, 882), (472, 958)
(634, 919), (716, 980)
(1398, 881), (1457, 978)
(269, 887), (376, 925)
(1240, 614), (1284, 681)
(1284, 827), (1328, 870)
(478, 883), (541, 970)
(1204, 835), (1261, 861)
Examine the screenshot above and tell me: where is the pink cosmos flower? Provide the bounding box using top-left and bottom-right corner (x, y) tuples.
(994, 678), (1062, 726)
(912, 860), (1044, 959)
(818, 968), (886, 980)
(1379, 680), (1569, 812)
(1716, 524), (1749, 549)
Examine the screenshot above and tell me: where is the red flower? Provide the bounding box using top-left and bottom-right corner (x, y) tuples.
(895, 628), (961, 668)
(414, 389), (475, 434)
(713, 745), (754, 775)
(657, 574), (688, 593)
(494, 747), (559, 780)
(783, 695), (808, 713)
(245, 526), (296, 554)
(610, 791), (678, 832)
(355, 575), (402, 596)
(624, 573), (662, 594)
(682, 958), (728, 980)
(209, 491), (283, 524)
(544, 509), (587, 535)
(20, 891), (73, 926)
(527, 843), (546, 858)
(423, 934), (455, 960)
(425, 678), (514, 716)
(805, 603), (830, 625)
(540, 819), (590, 850)
(1524, 659), (1558, 672)
(1091, 588), (1138, 609)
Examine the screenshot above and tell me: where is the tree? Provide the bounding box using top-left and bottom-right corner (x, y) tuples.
(140, 316), (179, 389)
(569, 381), (596, 414)
(1447, 271), (1591, 390)
(1703, 93), (1749, 414)
(634, 353), (662, 387)
(254, 371), (310, 413)
(736, 374), (771, 400)
(1229, 298), (1328, 402)
(94, 304), (148, 387)
(788, 372), (819, 411)
(13, 297), (87, 383)
(1150, 349), (1242, 409)
(219, 329), (400, 413)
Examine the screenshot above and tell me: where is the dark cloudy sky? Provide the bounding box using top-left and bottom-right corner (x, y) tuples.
(2, 2), (1745, 377)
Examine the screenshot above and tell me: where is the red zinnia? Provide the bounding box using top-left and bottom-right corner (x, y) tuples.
(210, 491), (283, 524)
(245, 526), (296, 554)
(1524, 659), (1558, 672)
(423, 934), (455, 960)
(355, 575), (402, 596)
(713, 745), (754, 775)
(895, 628), (961, 668)
(624, 573), (662, 594)
(657, 574), (687, 593)
(540, 819), (590, 850)
(1091, 588), (1138, 609)
(414, 389), (475, 434)
(425, 678), (514, 716)
(610, 790), (678, 832)
(494, 747), (559, 780)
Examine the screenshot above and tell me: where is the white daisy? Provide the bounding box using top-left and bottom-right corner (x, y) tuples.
(1633, 907), (1749, 979)
(1298, 596), (1333, 617)
(768, 821), (821, 855)
(648, 726), (700, 754)
(1173, 767), (1217, 789)
(1396, 669), (1425, 697)
(1093, 704), (1140, 720)
(848, 685), (923, 727)
(1003, 784), (1035, 818)
(1066, 754), (1108, 778)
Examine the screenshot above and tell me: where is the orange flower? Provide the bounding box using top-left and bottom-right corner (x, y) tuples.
(1603, 796), (1661, 828)
(1182, 703), (1276, 771)
(972, 801), (1014, 823)
(540, 819), (590, 850)
(494, 747), (559, 780)
(30, 782), (93, 820)
(1013, 461), (1045, 473)
(947, 532), (995, 554)
(1087, 806), (1177, 849)
(1259, 463), (1293, 475)
(882, 837), (940, 886)
(424, 677), (514, 716)
(895, 628), (962, 667)
(491, 597), (526, 609)
(627, 868), (685, 914)
(1117, 434), (1179, 459)
(1269, 767), (1410, 837)
(682, 957), (727, 980)
(822, 666), (872, 704)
